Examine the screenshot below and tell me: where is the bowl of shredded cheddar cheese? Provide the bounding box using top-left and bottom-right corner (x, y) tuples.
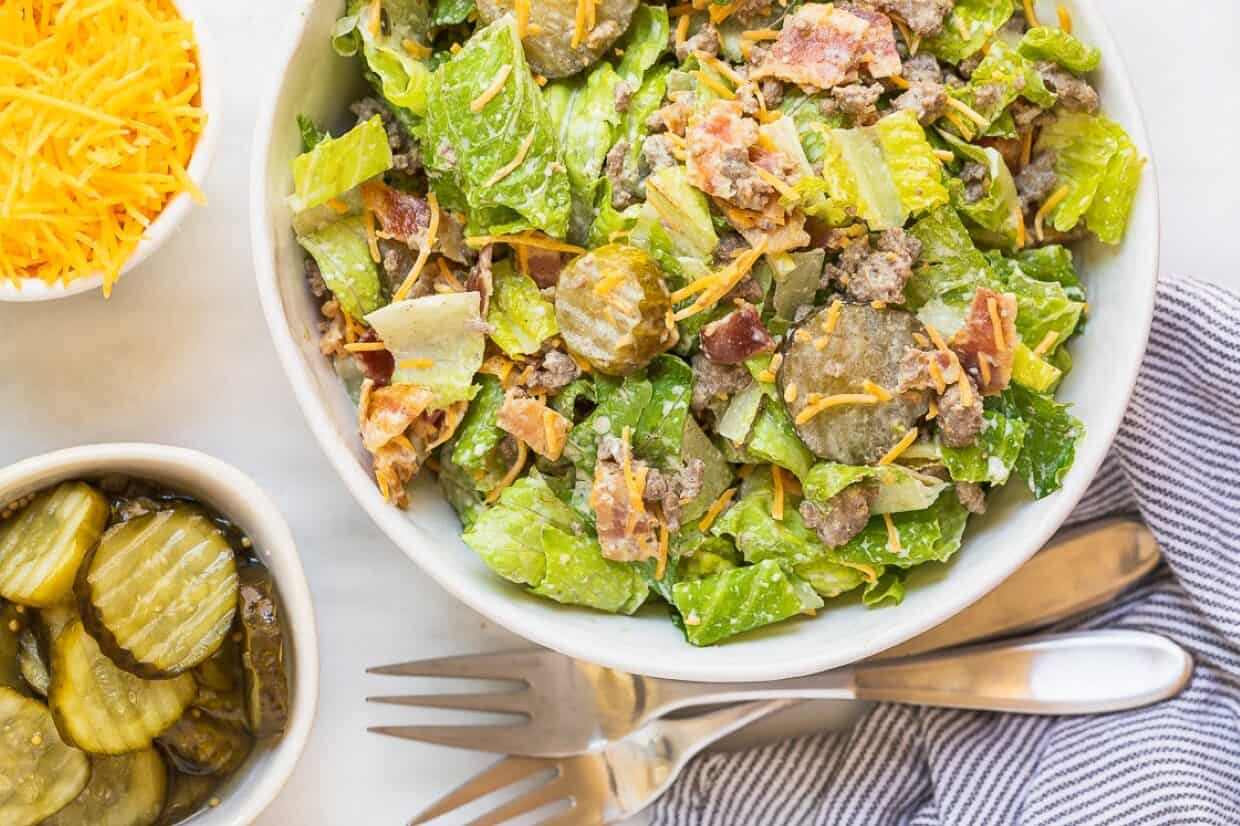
(0, 0), (219, 302)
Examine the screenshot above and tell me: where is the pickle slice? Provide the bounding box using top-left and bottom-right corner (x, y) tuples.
(80, 506), (239, 678)
(0, 686), (91, 825)
(238, 566), (290, 738)
(0, 482), (108, 606)
(34, 600), (78, 648)
(44, 748), (167, 826)
(157, 772), (217, 826)
(18, 629), (48, 697)
(50, 622), (197, 755)
(0, 601), (26, 693)
(157, 709), (254, 777)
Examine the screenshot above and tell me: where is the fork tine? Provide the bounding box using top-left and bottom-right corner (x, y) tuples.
(466, 769), (567, 826)
(368, 650), (541, 681)
(368, 723), (534, 754)
(366, 690), (530, 715)
(408, 757), (548, 825)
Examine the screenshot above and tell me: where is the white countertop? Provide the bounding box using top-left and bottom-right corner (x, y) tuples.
(2, 2), (1237, 823)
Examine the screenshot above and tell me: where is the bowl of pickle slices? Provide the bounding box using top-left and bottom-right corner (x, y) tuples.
(0, 444), (317, 826)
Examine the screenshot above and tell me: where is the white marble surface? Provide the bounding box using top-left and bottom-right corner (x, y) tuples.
(1, 2), (1237, 824)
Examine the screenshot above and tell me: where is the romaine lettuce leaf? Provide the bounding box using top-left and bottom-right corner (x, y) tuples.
(746, 398), (816, 481)
(288, 115), (393, 214)
(587, 181), (641, 247)
(424, 15), (571, 238)
(486, 261), (558, 356)
(671, 559), (823, 645)
(296, 215), (387, 320)
(939, 130), (1022, 249)
(432, 0), (474, 26)
(873, 109), (950, 216)
(994, 385), (1084, 498)
(565, 373), (653, 477)
(365, 292), (485, 405)
(710, 475), (826, 568)
(830, 489), (969, 569)
(438, 439), (485, 529)
(779, 90), (847, 168)
(1018, 26), (1101, 73)
(941, 408), (1028, 484)
(950, 41), (1054, 130)
(818, 124), (906, 230)
(629, 164), (718, 284)
(535, 526), (650, 614)
(615, 4), (669, 85)
(611, 63), (671, 208)
(924, 0), (1013, 63)
(334, 0), (433, 113)
(297, 114), (328, 152)
(1011, 341), (1063, 392)
(450, 375), (508, 492)
(634, 355), (694, 468)
(998, 265), (1085, 355)
(905, 206), (996, 308)
(716, 380), (767, 445)
(1036, 112), (1141, 240)
(802, 463), (949, 514)
(794, 558), (870, 599)
(862, 568), (906, 607)
(1084, 128), (1144, 245)
(1010, 245), (1085, 301)
(548, 62), (622, 242)
(678, 418), (735, 524)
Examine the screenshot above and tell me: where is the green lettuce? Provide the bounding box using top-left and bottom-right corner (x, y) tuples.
(794, 558), (870, 599)
(565, 373), (653, 477)
(587, 181), (640, 247)
(831, 490), (970, 569)
(288, 115), (392, 214)
(296, 216), (387, 320)
(486, 261), (558, 356)
(817, 124), (905, 230)
(432, 0), (474, 26)
(862, 569), (907, 607)
(746, 399), (815, 481)
(1036, 112), (1142, 242)
(634, 355), (694, 468)
(1010, 245), (1085, 301)
(949, 41), (1054, 131)
(333, 0), (433, 113)
(615, 4), (669, 85)
(710, 476), (827, 567)
(450, 376), (508, 492)
(1018, 26), (1101, 73)
(938, 130), (1022, 249)
(424, 15), (571, 237)
(462, 476), (648, 613)
(941, 408), (1029, 484)
(1011, 341), (1064, 392)
(671, 560), (823, 645)
(438, 439), (485, 529)
(802, 463), (949, 514)
(297, 114), (327, 151)
(611, 63), (671, 210)
(924, 0), (1013, 63)
(905, 206), (995, 308)
(630, 164), (717, 284)
(548, 62), (622, 242)
(999, 265), (1085, 355)
(994, 385), (1084, 498)
(365, 292), (485, 405)
(873, 110), (950, 215)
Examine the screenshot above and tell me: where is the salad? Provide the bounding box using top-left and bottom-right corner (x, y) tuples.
(291, 0), (1142, 646)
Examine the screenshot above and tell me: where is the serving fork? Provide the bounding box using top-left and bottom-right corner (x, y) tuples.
(369, 517), (1160, 757)
(407, 629), (1191, 825)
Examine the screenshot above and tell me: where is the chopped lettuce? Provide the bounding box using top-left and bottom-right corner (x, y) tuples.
(288, 115), (392, 214)
(462, 476), (648, 613)
(938, 130), (1022, 249)
(549, 375), (596, 418)
(873, 110), (950, 216)
(431, 0), (474, 26)
(634, 355), (694, 468)
(565, 373), (653, 477)
(678, 418), (735, 524)
(994, 385), (1084, 499)
(1010, 245), (1085, 301)
(438, 439), (485, 529)
(630, 164), (717, 284)
(297, 114), (327, 152)
(802, 463), (949, 514)
(333, 0), (432, 113)
(999, 265), (1085, 355)
(905, 206), (995, 308)
(615, 4), (669, 85)
(450, 376), (508, 492)
(296, 215), (387, 320)
(746, 398), (816, 481)
(950, 41), (1054, 131)
(1018, 26), (1101, 73)
(365, 292), (485, 405)
(671, 559), (823, 645)
(486, 261), (558, 356)
(710, 476), (828, 567)
(587, 181), (640, 247)
(424, 15), (571, 237)
(862, 569), (907, 607)
(924, 0), (1013, 63)
(831, 490), (969, 569)
(610, 63), (671, 211)
(794, 558), (870, 599)
(818, 124), (906, 230)
(941, 408), (1029, 484)
(548, 62), (622, 242)
(1011, 341), (1064, 392)
(1036, 112), (1142, 241)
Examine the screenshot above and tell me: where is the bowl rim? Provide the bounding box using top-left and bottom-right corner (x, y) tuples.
(250, 0), (1160, 682)
(0, 0), (222, 304)
(0, 443), (319, 822)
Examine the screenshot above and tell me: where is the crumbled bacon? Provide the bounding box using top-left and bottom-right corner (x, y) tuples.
(352, 328), (395, 386)
(357, 381), (466, 506)
(686, 101), (773, 212)
(591, 455), (660, 563)
(701, 302), (776, 364)
(752, 4), (901, 92)
(496, 390), (572, 461)
(524, 248), (562, 289)
(467, 244), (495, 315)
(358, 381), (434, 453)
(951, 288), (1018, 396)
(361, 181), (470, 263)
(897, 346), (960, 393)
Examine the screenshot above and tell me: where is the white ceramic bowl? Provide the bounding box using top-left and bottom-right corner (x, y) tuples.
(0, 0), (221, 303)
(0, 444), (317, 824)
(251, 0), (1159, 682)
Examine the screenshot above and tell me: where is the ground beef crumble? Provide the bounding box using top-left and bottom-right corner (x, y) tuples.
(799, 484), (876, 549)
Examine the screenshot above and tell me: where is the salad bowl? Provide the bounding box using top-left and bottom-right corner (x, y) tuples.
(252, 0), (1159, 682)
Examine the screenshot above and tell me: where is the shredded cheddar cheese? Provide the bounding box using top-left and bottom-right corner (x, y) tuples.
(697, 487), (737, 533)
(1035, 185), (1070, 241)
(862, 380), (893, 402)
(1023, 0), (1041, 28)
(924, 323), (951, 354)
(978, 352), (992, 386)
(470, 64), (513, 112)
(466, 231), (586, 254)
(403, 38), (432, 59)
(878, 427), (919, 466)
(515, 0), (531, 37)
(485, 129), (536, 188)
(364, 209), (382, 263)
(1014, 205), (1027, 249)
(932, 148), (956, 162)
(888, 74), (911, 90)
(942, 110), (974, 141)
(399, 358), (435, 370)
(1057, 5), (1073, 33)
(741, 28), (781, 41)
(987, 296), (1008, 352)
(752, 165), (795, 198)
(691, 69), (736, 100)
(928, 398), (938, 420)
(945, 96), (991, 129)
(1033, 330), (1059, 356)
(1020, 128), (1034, 169)
(675, 12), (691, 47)
(368, 0), (383, 36)
(344, 341), (388, 353)
(656, 522), (670, 580)
(784, 382), (798, 403)
(771, 465), (785, 521)
(883, 513), (902, 554)
(393, 192), (439, 302)
(794, 393), (880, 426)
(486, 439), (528, 503)
(672, 241), (767, 321)
(0, 0), (207, 294)
(927, 358), (947, 394)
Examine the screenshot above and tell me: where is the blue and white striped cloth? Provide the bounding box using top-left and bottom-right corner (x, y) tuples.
(653, 276), (1240, 826)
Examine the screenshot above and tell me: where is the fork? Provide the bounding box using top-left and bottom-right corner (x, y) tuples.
(407, 630), (1191, 825)
(369, 517), (1160, 757)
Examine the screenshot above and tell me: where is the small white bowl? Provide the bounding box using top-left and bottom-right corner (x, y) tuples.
(0, 0), (221, 303)
(252, 0), (1159, 682)
(0, 444), (318, 824)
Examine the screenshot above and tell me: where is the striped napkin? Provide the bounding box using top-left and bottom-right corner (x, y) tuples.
(653, 276), (1240, 826)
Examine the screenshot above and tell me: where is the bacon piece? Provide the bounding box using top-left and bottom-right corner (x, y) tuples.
(848, 6), (902, 78)
(358, 381), (435, 452)
(702, 302), (776, 364)
(737, 208), (811, 255)
(951, 288), (1019, 396)
(524, 248), (562, 289)
(590, 458), (660, 562)
(362, 181), (470, 263)
(496, 390), (572, 461)
(752, 4), (900, 91)
(897, 347), (960, 393)
(352, 329), (395, 386)
(686, 101), (774, 212)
